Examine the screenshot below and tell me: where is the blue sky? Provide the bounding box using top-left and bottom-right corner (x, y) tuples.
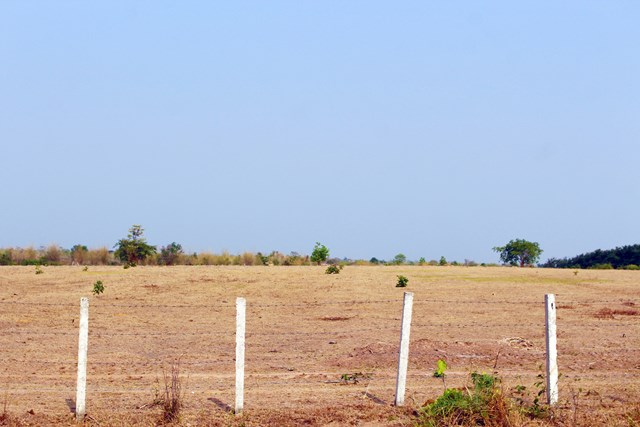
(1, 1), (638, 263)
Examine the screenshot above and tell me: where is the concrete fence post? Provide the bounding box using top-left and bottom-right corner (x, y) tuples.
(76, 297), (89, 421)
(545, 294), (558, 405)
(394, 292), (414, 406)
(235, 297), (246, 414)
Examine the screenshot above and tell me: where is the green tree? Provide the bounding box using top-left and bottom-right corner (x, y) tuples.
(393, 253), (407, 265)
(114, 225), (156, 267)
(493, 239), (543, 267)
(159, 242), (183, 266)
(310, 242), (329, 265)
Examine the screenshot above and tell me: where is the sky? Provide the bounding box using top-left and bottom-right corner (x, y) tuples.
(1, 1), (638, 263)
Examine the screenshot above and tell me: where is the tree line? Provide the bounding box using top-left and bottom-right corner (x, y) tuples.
(541, 244), (640, 270)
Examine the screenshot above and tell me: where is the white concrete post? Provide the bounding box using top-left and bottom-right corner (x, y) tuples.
(394, 292), (414, 406)
(76, 297), (89, 421)
(545, 294), (558, 405)
(235, 297), (246, 414)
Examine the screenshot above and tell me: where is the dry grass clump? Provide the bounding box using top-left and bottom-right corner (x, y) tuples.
(159, 361), (184, 424)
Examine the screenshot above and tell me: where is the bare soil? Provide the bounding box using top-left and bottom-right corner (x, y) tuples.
(0, 266), (638, 426)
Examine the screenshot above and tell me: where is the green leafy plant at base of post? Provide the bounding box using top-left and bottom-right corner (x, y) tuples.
(510, 374), (548, 419)
(34, 265), (43, 275)
(92, 280), (104, 295)
(396, 275), (409, 287)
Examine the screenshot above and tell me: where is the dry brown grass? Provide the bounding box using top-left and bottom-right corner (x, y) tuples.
(0, 266), (638, 425)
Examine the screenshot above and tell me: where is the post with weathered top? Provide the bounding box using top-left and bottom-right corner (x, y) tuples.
(76, 297), (89, 421)
(235, 297), (246, 414)
(394, 292), (414, 406)
(545, 294), (558, 405)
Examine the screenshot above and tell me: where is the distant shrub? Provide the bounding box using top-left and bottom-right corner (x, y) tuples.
(22, 258), (46, 266)
(0, 251), (12, 265)
(241, 252), (255, 266)
(284, 252), (308, 266)
(87, 247), (111, 265)
(158, 242), (184, 266)
(325, 265), (341, 274)
(214, 251), (232, 265)
(43, 244), (64, 264)
(439, 256), (447, 266)
(589, 263), (613, 270)
(623, 264), (640, 270)
(392, 253), (407, 265)
(396, 275), (409, 287)
(369, 257), (380, 265)
(256, 252), (269, 266)
(70, 244), (88, 265)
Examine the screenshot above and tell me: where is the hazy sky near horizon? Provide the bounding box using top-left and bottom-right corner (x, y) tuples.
(1, 1), (638, 263)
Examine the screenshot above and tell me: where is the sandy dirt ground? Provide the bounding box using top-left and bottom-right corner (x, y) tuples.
(0, 265), (638, 425)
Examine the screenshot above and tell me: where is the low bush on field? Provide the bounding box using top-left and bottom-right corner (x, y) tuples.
(396, 275), (409, 287)
(325, 265), (343, 274)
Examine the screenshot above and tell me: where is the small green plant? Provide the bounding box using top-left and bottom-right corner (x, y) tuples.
(83, 266), (89, 272)
(340, 372), (371, 384)
(433, 359), (448, 391)
(396, 275), (409, 287)
(92, 280), (105, 295)
(433, 359), (447, 378)
(439, 256), (447, 266)
(325, 265), (341, 274)
(34, 265), (43, 275)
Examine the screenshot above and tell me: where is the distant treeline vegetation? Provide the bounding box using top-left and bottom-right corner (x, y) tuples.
(542, 244), (640, 270)
(0, 245), (489, 268)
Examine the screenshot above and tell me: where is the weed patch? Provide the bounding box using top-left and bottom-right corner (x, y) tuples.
(419, 372), (515, 426)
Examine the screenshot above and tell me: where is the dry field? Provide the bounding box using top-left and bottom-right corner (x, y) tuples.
(0, 265), (638, 426)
